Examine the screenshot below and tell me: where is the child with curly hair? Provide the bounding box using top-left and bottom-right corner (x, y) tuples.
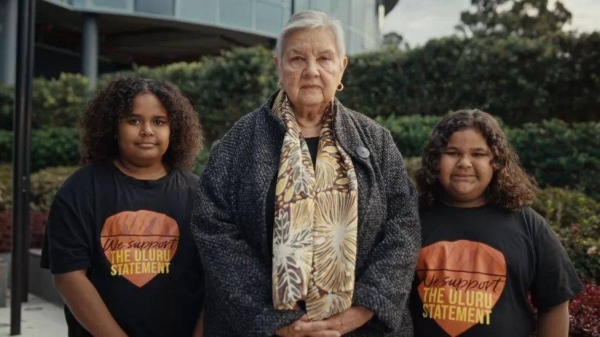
(41, 77), (204, 336)
(410, 109), (582, 336)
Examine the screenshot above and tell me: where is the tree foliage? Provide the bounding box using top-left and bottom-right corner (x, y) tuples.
(458, 0), (572, 38)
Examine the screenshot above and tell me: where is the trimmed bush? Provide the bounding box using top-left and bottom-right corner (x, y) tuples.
(376, 114), (441, 158)
(0, 163), (12, 212)
(0, 128), (80, 171)
(100, 47), (278, 142)
(403, 157), (421, 184)
(30, 166), (79, 212)
(0, 83), (13, 130)
(533, 188), (600, 282)
(378, 116), (600, 200)
(193, 149), (210, 176)
(1, 118), (599, 200)
(507, 120), (600, 200)
(5, 33), (600, 134)
(31, 73), (90, 129)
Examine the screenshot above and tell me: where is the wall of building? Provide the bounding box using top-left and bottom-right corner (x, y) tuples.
(46, 0), (381, 54)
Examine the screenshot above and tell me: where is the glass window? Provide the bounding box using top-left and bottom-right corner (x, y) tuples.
(220, 0), (252, 28)
(92, 0), (128, 10)
(177, 0), (218, 22)
(135, 0), (174, 16)
(256, 1), (285, 34)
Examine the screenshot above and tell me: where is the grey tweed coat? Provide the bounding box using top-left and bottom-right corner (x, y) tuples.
(191, 92), (420, 336)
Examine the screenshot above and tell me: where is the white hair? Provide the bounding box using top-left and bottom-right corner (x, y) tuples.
(275, 10), (346, 64)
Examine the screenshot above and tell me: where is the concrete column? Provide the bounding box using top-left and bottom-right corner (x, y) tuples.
(0, 0), (18, 86)
(81, 13), (98, 89)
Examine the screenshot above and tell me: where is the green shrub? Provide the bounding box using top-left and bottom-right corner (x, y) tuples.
(0, 128), (80, 171)
(30, 166), (79, 212)
(403, 157), (421, 184)
(0, 164), (78, 213)
(376, 114), (441, 158)
(377, 116), (600, 200)
(507, 120), (600, 200)
(0, 83), (13, 130)
(31, 128), (80, 171)
(99, 47), (277, 142)
(0, 130), (11, 162)
(193, 149), (210, 175)
(32, 73), (90, 129)
(0, 164), (12, 211)
(533, 188), (600, 282)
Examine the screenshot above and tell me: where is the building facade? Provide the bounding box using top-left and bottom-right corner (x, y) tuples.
(0, 0), (398, 86)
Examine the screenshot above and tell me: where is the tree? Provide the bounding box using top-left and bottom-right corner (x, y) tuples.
(457, 0), (572, 38)
(383, 32), (410, 50)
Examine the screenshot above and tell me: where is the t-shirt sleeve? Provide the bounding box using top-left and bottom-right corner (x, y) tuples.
(40, 173), (95, 274)
(528, 208), (583, 310)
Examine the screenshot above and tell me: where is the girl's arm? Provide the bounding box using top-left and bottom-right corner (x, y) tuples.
(53, 270), (127, 337)
(537, 301), (569, 337)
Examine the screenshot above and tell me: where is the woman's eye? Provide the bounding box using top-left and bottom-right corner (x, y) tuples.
(291, 56), (304, 61)
(319, 56), (331, 61)
(128, 119), (140, 125)
(473, 153), (486, 158)
(154, 120), (165, 126)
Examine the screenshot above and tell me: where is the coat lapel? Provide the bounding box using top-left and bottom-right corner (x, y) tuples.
(332, 102), (375, 237)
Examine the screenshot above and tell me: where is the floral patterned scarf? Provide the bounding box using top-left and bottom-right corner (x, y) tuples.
(271, 90), (359, 320)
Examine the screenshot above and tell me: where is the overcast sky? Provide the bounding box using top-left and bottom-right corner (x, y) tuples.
(382, 0), (600, 47)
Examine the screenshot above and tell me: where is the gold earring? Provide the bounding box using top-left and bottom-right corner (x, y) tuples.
(337, 83), (344, 91)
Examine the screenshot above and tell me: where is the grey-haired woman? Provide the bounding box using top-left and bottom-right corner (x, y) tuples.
(192, 10), (420, 337)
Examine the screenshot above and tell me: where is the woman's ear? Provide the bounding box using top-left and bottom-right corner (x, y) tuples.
(273, 55), (282, 87)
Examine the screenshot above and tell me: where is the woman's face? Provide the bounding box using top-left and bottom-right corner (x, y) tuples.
(275, 27), (347, 111)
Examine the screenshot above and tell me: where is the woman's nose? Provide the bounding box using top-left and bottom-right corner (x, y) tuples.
(303, 59), (319, 77)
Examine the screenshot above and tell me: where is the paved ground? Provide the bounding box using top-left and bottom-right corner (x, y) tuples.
(0, 291), (67, 337)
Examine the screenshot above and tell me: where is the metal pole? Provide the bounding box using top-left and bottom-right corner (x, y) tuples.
(21, 0), (37, 300)
(0, 0), (18, 86)
(11, 0), (35, 334)
(81, 13), (98, 89)
(290, 0), (295, 16)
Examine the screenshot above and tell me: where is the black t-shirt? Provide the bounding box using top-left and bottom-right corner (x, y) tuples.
(40, 163), (204, 337)
(410, 202), (582, 337)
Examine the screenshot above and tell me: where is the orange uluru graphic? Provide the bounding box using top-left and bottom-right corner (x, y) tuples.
(416, 240), (507, 336)
(100, 210), (179, 287)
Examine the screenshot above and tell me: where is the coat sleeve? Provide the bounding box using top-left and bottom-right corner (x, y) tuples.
(191, 136), (303, 336)
(352, 130), (421, 333)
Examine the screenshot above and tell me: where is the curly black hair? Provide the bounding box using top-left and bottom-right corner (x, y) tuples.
(79, 77), (203, 170)
(415, 109), (537, 212)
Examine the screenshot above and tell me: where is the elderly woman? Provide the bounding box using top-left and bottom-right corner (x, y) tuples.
(192, 10), (419, 336)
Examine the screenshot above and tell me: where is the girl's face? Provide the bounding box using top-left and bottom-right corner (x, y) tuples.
(117, 93), (170, 168)
(437, 128), (494, 208)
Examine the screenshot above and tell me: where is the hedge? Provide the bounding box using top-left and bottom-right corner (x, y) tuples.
(534, 187), (600, 282)
(378, 117), (600, 200)
(0, 128), (80, 172)
(1, 117), (599, 199)
(1, 33), (599, 138)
